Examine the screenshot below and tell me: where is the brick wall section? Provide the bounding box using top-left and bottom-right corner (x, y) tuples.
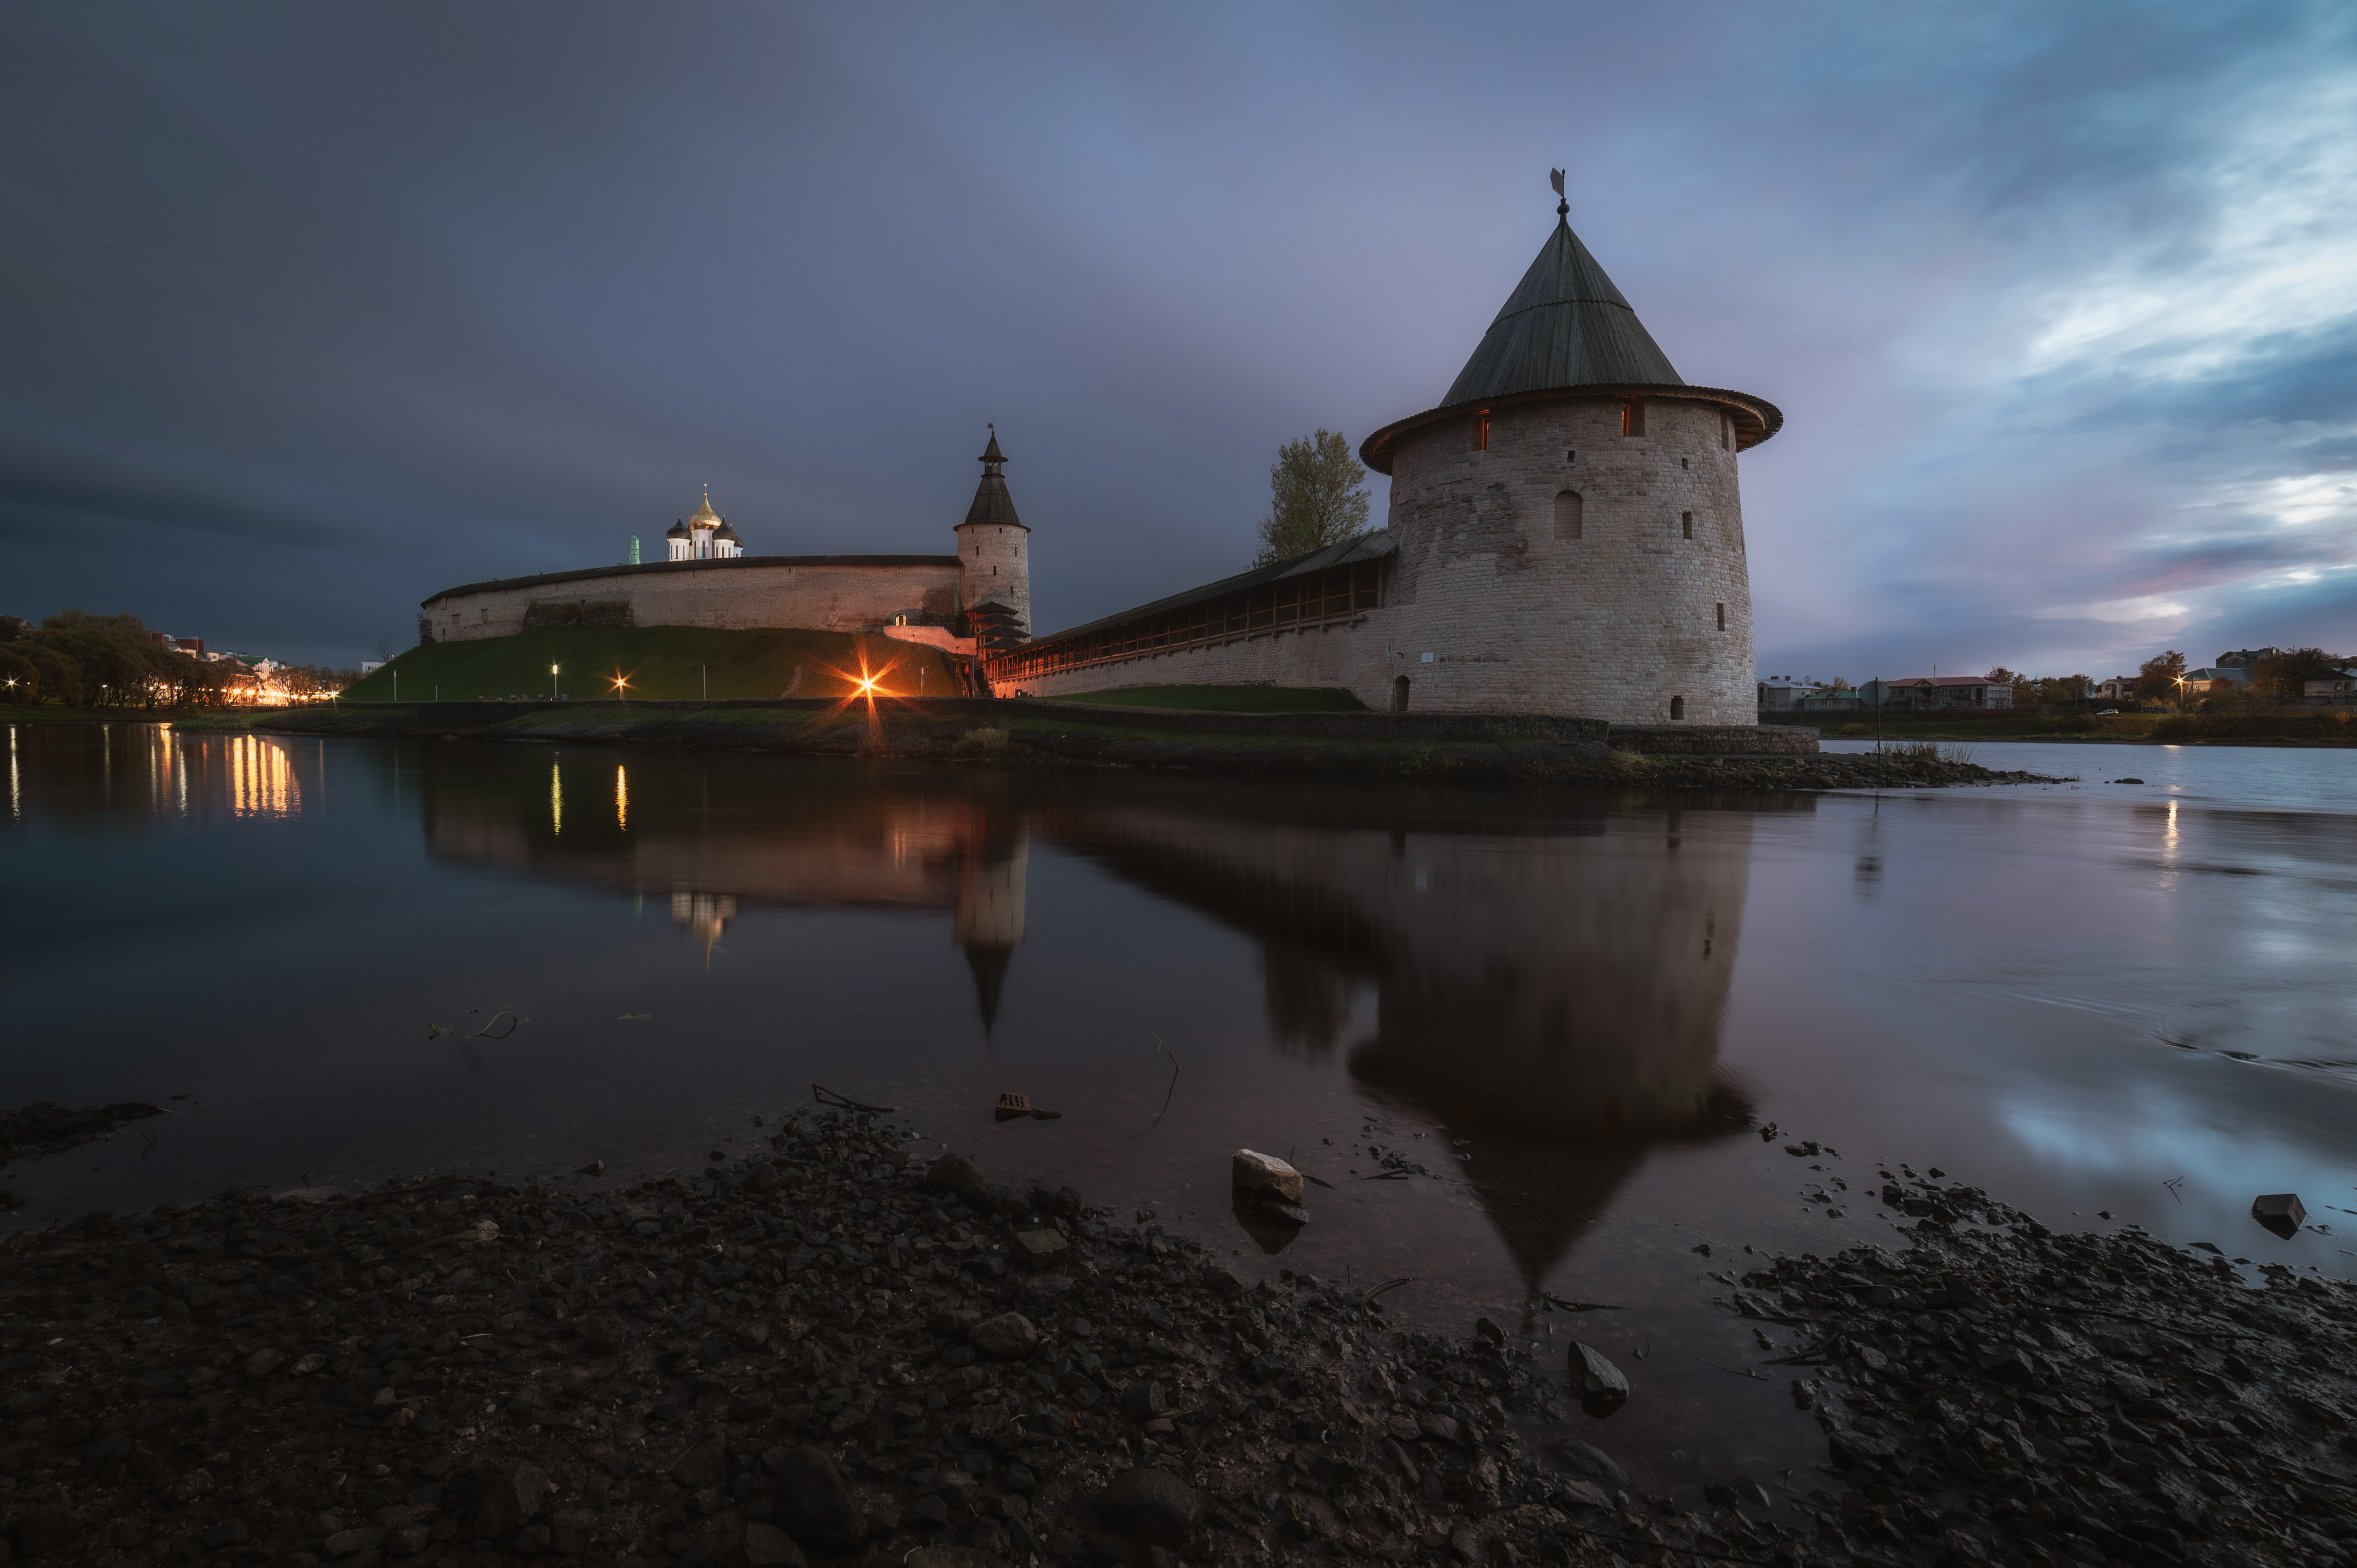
(957, 521), (1031, 635)
(1377, 394), (1754, 725)
(420, 558), (961, 643)
(1001, 393), (1761, 724)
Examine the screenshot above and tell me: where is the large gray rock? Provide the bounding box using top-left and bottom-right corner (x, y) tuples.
(740, 1521), (807, 1566)
(1231, 1149), (1304, 1203)
(925, 1153), (982, 1192)
(1570, 1343), (1629, 1416)
(473, 1460), (548, 1538)
(770, 1445), (867, 1549)
(969, 1311), (1039, 1360)
(1096, 1467), (1203, 1544)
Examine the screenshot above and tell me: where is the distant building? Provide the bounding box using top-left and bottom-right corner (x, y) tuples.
(2215, 647), (2278, 669)
(142, 632), (207, 657)
(2095, 676), (2137, 702)
(2179, 666), (2252, 697)
(1858, 676), (2012, 710)
(663, 488), (745, 562)
(1756, 677), (1809, 712)
(2304, 671), (2357, 703)
(360, 661), (385, 676)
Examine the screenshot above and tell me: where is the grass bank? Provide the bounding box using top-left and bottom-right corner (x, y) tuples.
(341, 627), (963, 704)
(1805, 710), (2357, 746)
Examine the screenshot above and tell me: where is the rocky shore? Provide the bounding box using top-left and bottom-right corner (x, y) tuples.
(8, 1110), (2348, 1568)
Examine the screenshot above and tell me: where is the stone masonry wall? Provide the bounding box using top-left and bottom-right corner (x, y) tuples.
(1000, 393), (1761, 723)
(957, 521), (1031, 634)
(1378, 395), (1756, 725)
(422, 561), (962, 644)
(994, 614), (1397, 706)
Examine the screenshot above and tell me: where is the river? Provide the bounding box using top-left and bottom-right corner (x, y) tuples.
(5, 722), (2353, 1498)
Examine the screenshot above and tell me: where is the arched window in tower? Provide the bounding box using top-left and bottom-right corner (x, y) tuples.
(1682, 511), (1693, 540)
(1391, 675), (1411, 713)
(1670, 695), (1686, 720)
(1620, 399), (1645, 437)
(1470, 409), (1491, 450)
(1554, 490), (1585, 540)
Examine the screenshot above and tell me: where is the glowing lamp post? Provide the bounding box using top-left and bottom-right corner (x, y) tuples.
(610, 673), (631, 703)
(550, 664), (559, 702)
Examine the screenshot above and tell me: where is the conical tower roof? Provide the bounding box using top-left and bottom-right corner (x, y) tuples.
(1440, 212), (1684, 404)
(1358, 198), (1781, 472)
(960, 427), (1026, 530)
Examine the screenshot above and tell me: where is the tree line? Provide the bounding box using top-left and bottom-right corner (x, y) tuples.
(0, 611), (356, 708)
(1979, 648), (2350, 705)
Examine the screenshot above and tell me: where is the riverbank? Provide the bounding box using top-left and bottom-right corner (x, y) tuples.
(1792, 710), (2357, 747)
(172, 700), (2058, 791)
(6, 1110), (2356, 1568)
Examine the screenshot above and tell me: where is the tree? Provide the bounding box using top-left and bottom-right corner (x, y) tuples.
(1252, 430), (1370, 567)
(2036, 674), (2093, 704)
(1984, 666), (2021, 686)
(2138, 649), (2188, 703)
(2250, 647), (2344, 700)
(42, 608), (145, 633)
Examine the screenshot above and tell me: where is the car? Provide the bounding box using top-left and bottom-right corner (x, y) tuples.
(2094, 708), (2119, 716)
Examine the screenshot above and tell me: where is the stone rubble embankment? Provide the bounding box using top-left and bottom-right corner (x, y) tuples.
(5, 1110), (2351, 1567)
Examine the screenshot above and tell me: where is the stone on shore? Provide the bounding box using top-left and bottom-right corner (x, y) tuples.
(1231, 1147), (1304, 1202)
(1570, 1342), (1630, 1414)
(969, 1311), (1039, 1359)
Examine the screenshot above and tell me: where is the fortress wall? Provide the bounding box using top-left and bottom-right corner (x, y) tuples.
(422, 560), (962, 644)
(1379, 396), (1756, 726)
(992, 614), (1396, 704)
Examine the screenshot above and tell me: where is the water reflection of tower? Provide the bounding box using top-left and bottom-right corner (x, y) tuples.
(955, 819), (1029, 1036)
(1046, 788), (1760, 1291)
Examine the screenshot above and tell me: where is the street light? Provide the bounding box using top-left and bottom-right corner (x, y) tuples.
(610, 673), (631, 702)
(551, 663), (559, 702)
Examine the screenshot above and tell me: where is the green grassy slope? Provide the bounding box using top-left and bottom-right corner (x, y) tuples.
(341, 627), (961, 703)
(1053, 684), (1368, 713)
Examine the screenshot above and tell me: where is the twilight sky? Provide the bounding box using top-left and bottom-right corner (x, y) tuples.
(3, 2), (2352, 679)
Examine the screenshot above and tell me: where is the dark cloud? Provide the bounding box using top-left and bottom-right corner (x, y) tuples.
(0, 1), (2349, 672)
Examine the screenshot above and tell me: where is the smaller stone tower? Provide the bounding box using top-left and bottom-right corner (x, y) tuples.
(956, 427), (1031, 653)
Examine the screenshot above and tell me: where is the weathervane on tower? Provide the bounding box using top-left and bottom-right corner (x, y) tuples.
(1550, 168), (1567, 218)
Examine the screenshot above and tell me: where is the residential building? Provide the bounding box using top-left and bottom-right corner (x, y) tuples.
(2179, 667), (2252, 697)
(2305, 671), (2357, 703)
(1857, 676), (2012, 710)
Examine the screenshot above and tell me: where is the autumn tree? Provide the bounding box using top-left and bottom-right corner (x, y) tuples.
(1252, 430), (1370, 567)
(2138, 650), (2189, 702)
(2250, 647), (2346, 700)
(1984, 666), (2021, 686)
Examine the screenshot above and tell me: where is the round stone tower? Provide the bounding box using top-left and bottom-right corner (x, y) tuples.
(955, 427), (1032, 654)
(1360, 195), (1781, 725)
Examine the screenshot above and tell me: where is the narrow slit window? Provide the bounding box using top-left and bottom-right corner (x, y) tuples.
(1471, 409), (1491, 450)
(1721, 414), (1732, 451)
(1670, 695), (1686, 720)
(1565, 449), (1576, 464)
(1620, 399), (1645, 438)
(1715, 603), (1726, 630)
(1554, 490), (1585, 540)
(1682, 511), (1693, 540)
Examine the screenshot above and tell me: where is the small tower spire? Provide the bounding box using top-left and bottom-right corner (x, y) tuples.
(980, 422), (1006, 475)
